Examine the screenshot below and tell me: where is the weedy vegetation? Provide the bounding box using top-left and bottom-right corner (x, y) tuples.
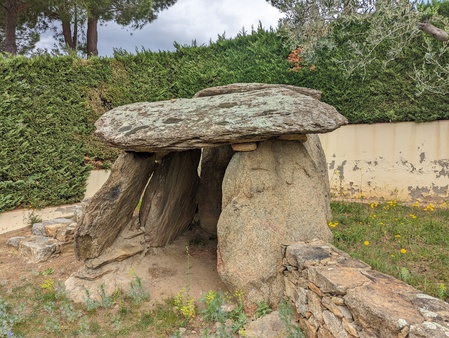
(329, 200), (449, 301)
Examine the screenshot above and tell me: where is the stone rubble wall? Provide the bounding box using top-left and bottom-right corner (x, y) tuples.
(282, 240), (449, 338)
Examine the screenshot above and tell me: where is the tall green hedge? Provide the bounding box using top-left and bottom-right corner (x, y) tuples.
(0, 28), (292, 212)
(1, 27), (448, 212)
(0, 56), (92, 211)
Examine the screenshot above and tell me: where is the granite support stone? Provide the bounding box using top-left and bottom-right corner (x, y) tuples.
(217, 138), (333, 308)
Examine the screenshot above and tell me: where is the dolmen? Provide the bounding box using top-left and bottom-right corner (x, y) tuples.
(73, 83), (348, 308)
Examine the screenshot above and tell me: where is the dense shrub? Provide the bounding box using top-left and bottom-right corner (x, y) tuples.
(0, 56), (92, 211)
(1, 27), (447, 211)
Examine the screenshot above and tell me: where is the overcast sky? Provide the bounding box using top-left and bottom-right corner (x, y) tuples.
(35, 0), (284, 56)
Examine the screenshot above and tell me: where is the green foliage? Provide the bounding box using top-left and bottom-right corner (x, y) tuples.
(0, 55), (91, 212)
(1, 27), (448, 211)
(200, 290), (226, 323)
(255, 300), (272, 318)
(173, 289), (195, 321)
(83, 289), (101, 312)
(25, 210), (42, 226)
(200, 290), (247, 337)
(0, 297), (25, 337)
(289, 16), (449, 123)
(127, 275), (150, 305)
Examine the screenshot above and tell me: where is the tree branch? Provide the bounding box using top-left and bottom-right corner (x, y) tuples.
(418, 21), (449, 42)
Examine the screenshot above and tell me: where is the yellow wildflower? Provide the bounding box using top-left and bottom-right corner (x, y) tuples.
(328, 222), (338, 228)
(363, 241), (370, 246)
(388, 200), (397, 207)
(395, 234), (401, 238)
(400, 248), (407, 254)
(409, 214), (417, 219)
(205, 290), (216, 306)
(423, 203), (435, 212)
(41, 279), (55, 291)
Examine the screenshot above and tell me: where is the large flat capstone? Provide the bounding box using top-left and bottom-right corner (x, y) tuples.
(95, 85), (347, 152)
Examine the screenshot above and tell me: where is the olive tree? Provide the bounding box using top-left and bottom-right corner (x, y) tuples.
(268, 0), (449, 94)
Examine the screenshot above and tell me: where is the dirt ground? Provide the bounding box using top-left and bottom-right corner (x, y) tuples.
(0, 225), (228, 306)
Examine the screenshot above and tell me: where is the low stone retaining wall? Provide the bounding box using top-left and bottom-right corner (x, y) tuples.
(282, 240), (449, 337)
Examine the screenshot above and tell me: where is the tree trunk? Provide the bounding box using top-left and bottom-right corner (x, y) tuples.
(73, 5), (78, 49)
(419, 21), (449, 42)
(86, 15), (98, 57)
(3, 0), (19, 54)
(61, 18), (75, 50)
(2, 0), (32, 55)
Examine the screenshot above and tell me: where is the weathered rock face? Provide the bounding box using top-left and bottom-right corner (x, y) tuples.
(75, 152), (156, 260)
(8, 209), (82, 263)
(140, 150), (201, 246)
(198, 146), (234, 235)
(217, 138), (333, 307)
(94, 86), (347, 152)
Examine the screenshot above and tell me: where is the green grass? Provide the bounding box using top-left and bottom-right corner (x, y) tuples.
(329, 200), (449, 301)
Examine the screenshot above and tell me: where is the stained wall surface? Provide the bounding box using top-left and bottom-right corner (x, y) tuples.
(319, 120), (449, 203)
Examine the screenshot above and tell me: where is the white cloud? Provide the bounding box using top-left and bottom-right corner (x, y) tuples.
(33, 33), (57, 52)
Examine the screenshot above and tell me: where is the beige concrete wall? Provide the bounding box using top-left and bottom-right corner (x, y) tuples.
(319, 120), (449, 203)
(84, 169), (110, 199)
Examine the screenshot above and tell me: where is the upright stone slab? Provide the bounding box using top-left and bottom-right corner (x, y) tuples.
(217, 138), (333, 307)
(75, 152), (155, 260)
(198, 146), (234, 235)
(140, 150), (201, 246)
